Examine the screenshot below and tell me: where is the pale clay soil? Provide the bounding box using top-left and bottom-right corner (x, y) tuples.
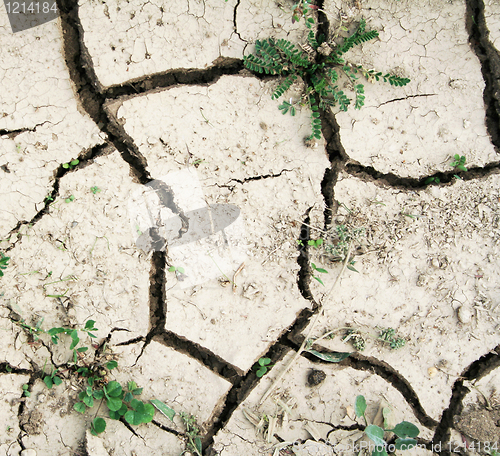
(1, 1), (500, 456)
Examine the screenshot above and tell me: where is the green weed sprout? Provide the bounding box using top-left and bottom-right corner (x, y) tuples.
(253, 357), (273, 377)
(180, 412), (203, 456)
(355, 395), (420, 455)
(243, 19), (410, 140)
(91, 186), (101, 194)
(62, 159), (79, 170)
(450, 154), (467, 172)
(0, 253), (10, 277)
(311, 262), (328, 285)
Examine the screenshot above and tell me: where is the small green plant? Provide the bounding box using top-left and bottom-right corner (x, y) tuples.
(62, 159), (79, 170)
(22, 384), (31, 397)
(65, 195), (75, 203)
(424, 176), (440, 185)
(14, 316), (177, 436)
(43, 366), (62, 389)
(253, 357), (273, 377)
(168, 265), (185, 274)
(180, 412), (203, 456)
(243, 19), (410, 140)
(291, 0), (318, 24)
(308, 238), (323, 248)
(0, 253), (10, 277)
(450, 154), (467, 172)
(90, 186), (101, 194)
(44, 194), (54, 203)
(311, 262), (328, 285)
(355, 395), (420, 455)
(342, 327), (406, 351)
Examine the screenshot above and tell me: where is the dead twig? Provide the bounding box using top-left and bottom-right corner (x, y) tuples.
(259, 243), (353, 406)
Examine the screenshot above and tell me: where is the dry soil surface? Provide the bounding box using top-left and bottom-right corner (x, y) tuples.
(1, 1), (500, 456)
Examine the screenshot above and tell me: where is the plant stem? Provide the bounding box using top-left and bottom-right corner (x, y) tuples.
(258, 243), (352, 406)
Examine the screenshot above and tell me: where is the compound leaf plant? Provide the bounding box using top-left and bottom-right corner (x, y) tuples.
(243, 18), (410, 140)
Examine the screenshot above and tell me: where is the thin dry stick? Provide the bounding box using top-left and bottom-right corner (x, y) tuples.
(259, 243), (353, 406)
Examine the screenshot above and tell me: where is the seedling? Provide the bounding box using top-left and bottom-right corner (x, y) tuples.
(22, 384), (31, 397)
(43, 367), (62, 389)
(355, 395), (420, 455)
(62, 159), (79, 170)
(168, 265), (185, 274)
(90, 186), (101, 194)
(0, 253), (10, 277)
(308, 238), (323, 248)
(343, 327), (406, 351)
(450, 154), (467, 172)
(180, 412), (203, 456)
(325, 224), (364, 272)
(44, 194), (54, 203)
(243, 19), (410, 139)
(65, 195), (75, 203)
(311, 262), (328, 285)
(424, 176), (440, 185)
(253, 357), (273, 377)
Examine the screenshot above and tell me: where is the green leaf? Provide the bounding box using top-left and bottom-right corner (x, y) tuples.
(106, 360), (118, 370)
(83, 394), (94, 407)
(390, 421), (420, 438)
(106, 397), (123, 412)
(128, 381), (137, 391)
(313, 276), (324, 286)
(256, 366), (267, 377)
(151, 399), (176, 421)
(395, 438), (417, 450)
(355, 395), (367, 417)
(109, 403), (128, 420)
(306, 349), (351, 363)
(124, 392), (133, 402)
(93, 390), (104, 400)
(258, 357), (271, 366)
(85, 320), (96, 330)
(77, 346), (88, 353)
(74, 402), (87, 413)
(105, 381), (122, 398)
(133, 388), (143, 396)
(43, 376), (53, 389)
(124, 401), (155, 425)
(194, 436), (202, 454)
(91, 417), (106, 435)
(365, 424), (386, 446)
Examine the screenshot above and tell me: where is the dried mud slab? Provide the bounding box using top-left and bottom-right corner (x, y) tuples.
(85, 422), (184, 456)
(79, 0), (305, 88)
(212, 351), (434, 456)
(111, 341), (232, 434)
(114, 75), (329, 371)
(484, 1), (500, 49)
(0, 373), (29, 456)
(0, 151), (149, 371)
(305, 171), (500, 422)
(0, 17), (104, 237)
(452, 363), (500, 448)
(19, 378), (87, 456)
(324, 0), (497, 178)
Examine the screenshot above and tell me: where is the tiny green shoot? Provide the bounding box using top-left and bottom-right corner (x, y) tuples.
(311, 263), (328, 286)
(0, 253), (10, 277)
(450, 154), (467, 172)
(90, 186), (101, 194)
(62, 159), (79, 170)
(253, 357), (272, 377)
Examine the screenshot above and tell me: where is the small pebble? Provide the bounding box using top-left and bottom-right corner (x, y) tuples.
(428, 367), (438, 378)
(21, 449), (37, 456)
(307, 369), (326, 386)
(457, 306), (473, 324)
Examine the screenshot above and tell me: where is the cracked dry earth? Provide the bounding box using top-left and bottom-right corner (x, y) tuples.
(2, 0), (500, 455)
